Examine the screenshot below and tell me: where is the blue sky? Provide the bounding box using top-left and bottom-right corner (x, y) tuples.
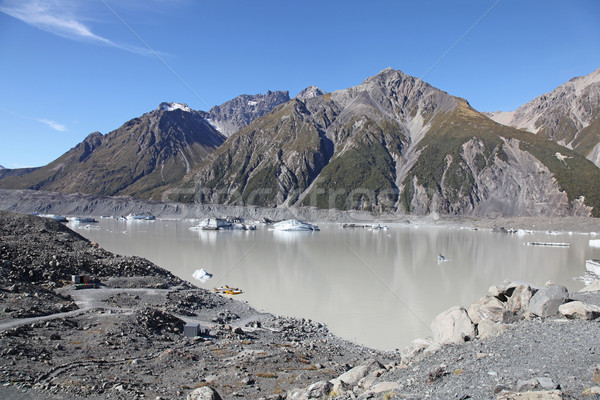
(1, 0), (599, 168)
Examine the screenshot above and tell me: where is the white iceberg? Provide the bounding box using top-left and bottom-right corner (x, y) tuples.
(586, 259), (600, 277)
(192, 268), (212, 282)
(590, 239), (600, 248)
(272, 219), (319, 231)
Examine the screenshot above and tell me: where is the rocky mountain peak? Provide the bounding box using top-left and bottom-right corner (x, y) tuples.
(295, 86), (325, 101)
(485, 67), (600, 167)
(567, 67), (600, 94)
(159, 102), (192, 113)
(202, 90), (290, 137)
(85, 131), (103, 140)
(325, 68), (457, 146)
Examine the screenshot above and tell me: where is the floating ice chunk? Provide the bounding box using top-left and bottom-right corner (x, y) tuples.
(587, 259), (600, 276)
(590, 239), (600, 248)
(437, 254), (451, 264)
(193, 268), (212, 282)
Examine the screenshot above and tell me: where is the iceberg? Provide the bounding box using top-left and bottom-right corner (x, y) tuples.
(272, 219), (319, 231)
(590, 239), (600, 248)
(192, 268), (212, 282)
(586, 259), (600, 277)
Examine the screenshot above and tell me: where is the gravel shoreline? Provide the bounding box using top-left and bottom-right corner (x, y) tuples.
(0, 211), (391, 399)
(1, 208), (600, 399)
(2, 188), (600, 235)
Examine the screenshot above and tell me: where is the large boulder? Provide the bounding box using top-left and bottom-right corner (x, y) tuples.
(187, 386), (222, 400)
(489, 280), (536, 302)
(467, 295), (518, 324)
(287, 381), (332, 400)
(558, 301), (600, 320)
(506, 285), (536, 314)
(477, 319), (510, 339)
(495, 390), (563, 399)
(401, 338), (433, 363)
(431, 306), (476, 345)
(330, 359), (384, 388)
(527, 285), (569, 317)
(361, 382), (401, 397)
(579, 280), (600, 292)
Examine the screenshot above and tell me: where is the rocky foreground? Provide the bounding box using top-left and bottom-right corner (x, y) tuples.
(0, 210), (600, 400)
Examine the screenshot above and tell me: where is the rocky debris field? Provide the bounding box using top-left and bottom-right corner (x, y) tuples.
(1, 210), (600, 400)
(0, 211), (387, 399)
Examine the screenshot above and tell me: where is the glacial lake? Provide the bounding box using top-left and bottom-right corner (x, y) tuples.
(72, 218), (600, 351)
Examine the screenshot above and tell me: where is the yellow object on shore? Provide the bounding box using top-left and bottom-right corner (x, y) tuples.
(213, 285), (243, 295)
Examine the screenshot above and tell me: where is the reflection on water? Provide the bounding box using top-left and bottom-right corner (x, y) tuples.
(73, 219), (600, 351)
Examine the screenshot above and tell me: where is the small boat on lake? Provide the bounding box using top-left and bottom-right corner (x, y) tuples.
(272, 219), (319, 231)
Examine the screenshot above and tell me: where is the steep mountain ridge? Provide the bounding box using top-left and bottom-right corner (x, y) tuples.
(295, 86), (325, 101)
(486, 68), (600, 167)
(173, 68), (600, 217)
(0, 103), (226, 198)
(201, 90), (290, 137)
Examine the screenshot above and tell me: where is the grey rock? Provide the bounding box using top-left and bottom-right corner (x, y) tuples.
(431, 306), (476, 345)
(426, 365), (447, 383)
(361, 381), (401, 397)
(579, 280), (600, 292)
(536, 377), (559, 390)
(558, 301), (600, 320)
(594, 365), (600, 383)
(330, 359), (384, 388)
(187, 386), (223, 400)
(468, 295), (517, 324)
(330, 378), (351, 395)
(477, 319), (510, 339)
(489, 280), (535, 302)
(400, 338), (433, 363)
(358, 368), (386, 389)
(287, 381), (332, 400)
(517, 378), (540, 392)
(507, 285), (536, 314)
(528, 285), (569, 317)
(495, 389), (563, 399)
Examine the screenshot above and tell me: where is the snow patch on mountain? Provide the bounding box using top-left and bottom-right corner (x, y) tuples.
(160, 102), (192, 112)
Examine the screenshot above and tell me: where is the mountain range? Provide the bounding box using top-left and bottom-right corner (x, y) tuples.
(1, 68), (599, 217)
(0, 103), (225, 198)
(485, 68), (600, 168)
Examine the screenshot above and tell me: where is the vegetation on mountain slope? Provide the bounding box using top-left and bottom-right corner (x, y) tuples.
(0, 107), (225, 198)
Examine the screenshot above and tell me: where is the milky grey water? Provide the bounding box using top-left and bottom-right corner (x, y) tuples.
(72, 219), (600, 351)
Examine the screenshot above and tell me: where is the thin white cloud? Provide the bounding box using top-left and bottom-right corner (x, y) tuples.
(0, 105), (68, 132)
(38, 118), (67, 132)
(0, 0), (153, 55)
(0, 0), (113, 44)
